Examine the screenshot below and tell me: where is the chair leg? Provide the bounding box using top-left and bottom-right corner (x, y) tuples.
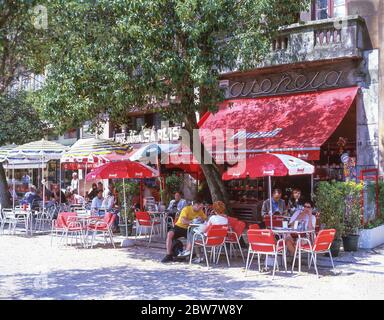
(272, 254), (278, 279)
(257, 253), (261, 272)
(216, 246), (223, 264)
(236, 238), (245, 262)
(202, 244), (209, 268)
(245, 248), (251, 275)
(223, 244), (230, 267)
(109, 229), (115, 248)
(189, 240), (195, 265)
(328, 250), (335, 269)
(291, 241), (299, 272)
(313, 252), (319, 278)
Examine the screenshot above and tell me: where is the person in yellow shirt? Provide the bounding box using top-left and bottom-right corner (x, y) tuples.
(161, 198), (207, 263)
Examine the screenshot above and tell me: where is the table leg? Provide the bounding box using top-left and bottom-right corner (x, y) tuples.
(298, 234), (301, 273)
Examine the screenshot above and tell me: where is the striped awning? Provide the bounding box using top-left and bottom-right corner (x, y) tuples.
(0, 144), (18, 162)
(8, 139), (67, 161)
(61, 138), (130, 164)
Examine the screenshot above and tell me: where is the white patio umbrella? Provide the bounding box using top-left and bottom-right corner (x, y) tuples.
(7, 139), (68, 212)
(223, 153), (315, 229)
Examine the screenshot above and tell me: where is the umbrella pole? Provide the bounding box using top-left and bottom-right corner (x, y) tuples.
(84, 162), (88, 198)
(140, 180), (143, 211)
(59, 160), (62, 204)
(123, 178), (128, 238)
(311, 174), (314, 201)
(12, 163), (15, 210)
(41, 156), (45, 214)
(269, 175), (272, 229)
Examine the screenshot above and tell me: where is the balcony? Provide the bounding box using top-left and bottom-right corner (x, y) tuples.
(261, 15), (370, 68)
(221, 15), (370, 76)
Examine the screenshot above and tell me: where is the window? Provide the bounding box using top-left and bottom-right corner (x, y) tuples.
(333, 0), (346, 17)
(313, 0), (345, 20)
(64, 128), (77, 139)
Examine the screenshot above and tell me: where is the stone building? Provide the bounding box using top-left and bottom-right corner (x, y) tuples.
(215, 0), (383, 177)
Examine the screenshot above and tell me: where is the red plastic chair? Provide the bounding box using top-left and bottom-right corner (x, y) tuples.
(246, 229), (287, 279)
(292, 229), (336, 277)
(248, 224), (260, 230)
(51, 212), (77, 246)
(189, 224), (229, 268)
(86, 212), (116, 249)
(135, 211), (161, 246)
(263, 215), (284, 228)
(60, 212), (86, 247)
(226, 219), (246, 262)
(227, 216), (238, 226)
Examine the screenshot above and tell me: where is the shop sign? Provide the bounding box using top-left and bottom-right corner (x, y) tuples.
(226, 69), (347, 98)
(115, 126), (181, 144)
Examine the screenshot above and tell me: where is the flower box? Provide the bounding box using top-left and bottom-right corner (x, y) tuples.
(359, 224), (384, 249)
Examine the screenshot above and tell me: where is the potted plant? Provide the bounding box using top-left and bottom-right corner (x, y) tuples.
(315, 181), (344, 257)
(341, 181), (362, 251)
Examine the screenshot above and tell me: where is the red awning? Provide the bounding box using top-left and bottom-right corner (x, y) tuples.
(199, 87), (358, 161)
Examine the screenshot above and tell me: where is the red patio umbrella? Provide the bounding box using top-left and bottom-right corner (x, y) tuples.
(86, 160), (159, 238)
(86, 160), (159, 180)
(222, 154), (314, 229)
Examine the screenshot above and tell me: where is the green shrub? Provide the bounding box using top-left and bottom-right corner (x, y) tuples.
(314, 181), (362, 238)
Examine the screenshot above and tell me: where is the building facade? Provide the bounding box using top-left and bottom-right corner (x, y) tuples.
(218, 0), (383, 177)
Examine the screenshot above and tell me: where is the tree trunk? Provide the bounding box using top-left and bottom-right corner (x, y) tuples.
(183, 116), (230, 208)
(0, 162), (10, 209)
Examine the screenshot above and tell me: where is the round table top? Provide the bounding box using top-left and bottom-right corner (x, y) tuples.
(271, 228), (315, 235)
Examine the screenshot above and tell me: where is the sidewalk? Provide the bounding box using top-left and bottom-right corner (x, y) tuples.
(0, 234), (383, 299)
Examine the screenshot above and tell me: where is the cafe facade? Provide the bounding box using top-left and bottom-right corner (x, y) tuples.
(197, 15), (382, 223)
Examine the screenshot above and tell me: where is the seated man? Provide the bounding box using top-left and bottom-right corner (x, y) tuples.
(261, 188), (287, 217)
(166, 191), (187, 226)
(285, 200), (316, 256)
(91, 190), (104, 215)
(21, 185), (39, 208)
(161, 197), (207, 263)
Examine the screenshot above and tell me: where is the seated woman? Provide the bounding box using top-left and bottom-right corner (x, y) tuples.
(285, 200), (316, 256)
(177, 200), (228, 260)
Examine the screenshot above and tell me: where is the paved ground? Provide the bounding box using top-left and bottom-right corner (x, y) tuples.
(0, 233), (383, 300)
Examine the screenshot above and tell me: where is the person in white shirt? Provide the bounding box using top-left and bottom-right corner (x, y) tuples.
(72, 189), (85, 205)
(91, 190), (104, 215)
(70, 172), (79, 192)
(178, 200), (228, 258)
(101, 191), (115, 210)
(285, 200), (316, 256)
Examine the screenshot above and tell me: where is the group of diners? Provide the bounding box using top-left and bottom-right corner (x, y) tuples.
(161, 188), (318, 263)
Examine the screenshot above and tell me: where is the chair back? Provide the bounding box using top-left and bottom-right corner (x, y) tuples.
(313, 229), (336, 252)
(227, 216), (238, 226)
(103, 212), (115, 226)
(2, 209), (15, 219)
(263, 215), (284, 228)
(231, 219), (246, 237)
(248, 224), (260, 230)
(57, 212), (76, 228)
(247, 229), (276, 253)
(205, 224), (228, 246)
(135, 211), (152, 226)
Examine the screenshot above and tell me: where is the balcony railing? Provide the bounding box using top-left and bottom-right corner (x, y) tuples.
(223, 15), (368, 74)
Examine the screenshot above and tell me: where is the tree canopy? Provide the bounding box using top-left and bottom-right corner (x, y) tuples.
(34, 0), (308, 133)
(31, 0), (309, 203)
